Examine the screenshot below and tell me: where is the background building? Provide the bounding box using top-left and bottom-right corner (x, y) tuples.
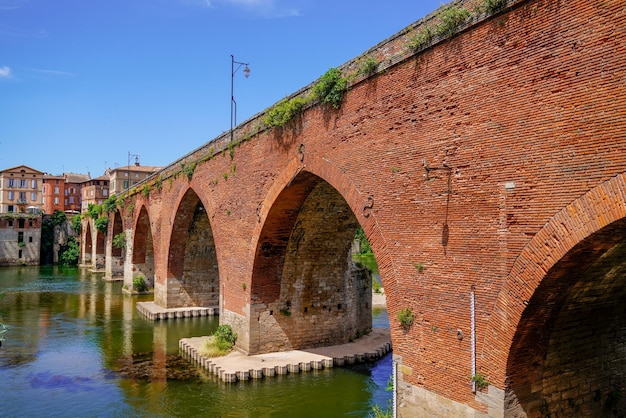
(0, 165), (44, 214)
(43, 172), (91, 215)
(81, 175), (110, 211)
(107, 159), (161, 197)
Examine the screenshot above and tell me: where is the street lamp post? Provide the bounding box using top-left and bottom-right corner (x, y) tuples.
(231, 55), (250, 142)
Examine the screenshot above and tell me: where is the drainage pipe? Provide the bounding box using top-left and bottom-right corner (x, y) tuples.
(470, 285), (476, 393)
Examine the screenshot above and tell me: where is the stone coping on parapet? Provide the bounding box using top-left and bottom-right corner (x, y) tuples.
(136, 301), (219, 320)
(179, 328), (392, 383)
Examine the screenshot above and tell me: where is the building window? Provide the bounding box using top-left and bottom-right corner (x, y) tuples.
(8, 191), (14, 200)
(7, 178), (15, 187)
(31, 179), (37, 189)
(29, 236), (33, 243)
(18, 231), (24, 243)
(31, 192), (37, 201)
(54, 197), (60, 204)
(54, 187), (60, 194)
(69, 196), (75, 204)
(19, 179), (27, 188)
(18, 250), (22, 258)
(19, 192), (26, 202)
(124, 180), (129, 189)
(18, 219), (24, 229)
(8, 220), (13, 227)
(103, 189), (108, 197)
(124, 172), (128, 177)
(7, 205), (14, 213)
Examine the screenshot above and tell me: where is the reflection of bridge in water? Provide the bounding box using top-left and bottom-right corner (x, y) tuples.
(81, 0), (626, 415)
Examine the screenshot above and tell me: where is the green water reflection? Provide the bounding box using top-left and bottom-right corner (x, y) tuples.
(0, 266), (390, 417)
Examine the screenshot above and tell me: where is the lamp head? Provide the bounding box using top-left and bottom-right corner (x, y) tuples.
(243, 65), (250, 78)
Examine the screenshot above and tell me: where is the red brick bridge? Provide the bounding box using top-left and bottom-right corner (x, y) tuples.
(80, 0), (626, 415)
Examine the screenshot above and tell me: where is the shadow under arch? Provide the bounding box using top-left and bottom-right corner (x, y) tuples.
(162, 186), (219, 309)
(132, 205), (155, 289)
(482, 173), (626, 416)
(248, 154), (393, 355)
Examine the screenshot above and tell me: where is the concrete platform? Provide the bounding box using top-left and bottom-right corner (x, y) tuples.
(136, 301), (218, 320)
(179, 328), (392, 383)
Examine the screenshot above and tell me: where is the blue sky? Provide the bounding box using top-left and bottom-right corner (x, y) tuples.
(1, 0), (444, 176)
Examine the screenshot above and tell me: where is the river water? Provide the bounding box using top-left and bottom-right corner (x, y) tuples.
(0, 264), (391, 417)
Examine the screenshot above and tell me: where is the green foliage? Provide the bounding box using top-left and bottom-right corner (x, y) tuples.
(472, 372), (490, 390)
(94, 216), (109, 233)
(358, 55), (379, 76)
(133, 276), (147, 292)
(479, 0), (508, 14)
(141, 183), (150, 197)
(354, 226), (372, 254)
(413, 262), (426, 273)
(264, 96), (308, 128)
(60, 236), (80, 265)
(87, 203), (102, 220)
(407, 26), (433, 51)
(113, 232), (126, 249)
(435, 6), (471, 37)
(312, 68), (348, 109)
(397, 307), (416, 329)
(50, 210), (66, 226)
(154, 176), (163, 191)
(103, 195), (118, 213)
(372, 279), (383, 294)
(71, 215), (81, 234)
(214, 324), (237, 347)
(181, 162), (196, 181)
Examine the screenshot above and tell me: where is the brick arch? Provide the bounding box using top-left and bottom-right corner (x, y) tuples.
(483, 173), (626, 387)
(253, 153), (395, 294)
(164, 185), (219, 308)
(132, 205), (152, 263)
(110, 211), (123, 258)
(247, 153), (392, 354)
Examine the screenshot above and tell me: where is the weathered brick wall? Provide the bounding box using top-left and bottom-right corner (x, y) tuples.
(115, 0), (626, 414)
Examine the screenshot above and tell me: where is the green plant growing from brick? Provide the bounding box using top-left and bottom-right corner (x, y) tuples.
(413, 262), (426, 273)
(264, 96), (308, 128)
(241, 283), (246, 291)
(230, 163), (236, 176)
(435, 6), (471, 37)
(397, 307), (416, 329)
(199, 325), (237, 357)
(279, 309), (291, 317)
(358, 55), (379, 76)
(479, 0), (507, 14)
(154, 175), (163, 191)
(313, 68), (348, 109)
(103, 195), (118, 213)
(407, 26), (433, 51)
(113, 232), (126, 249)
(181, 162), (196, 181)
(133, 276), (147, 292)
(472, 372), (489, 390)
(95, 216), (109, 233)
(87, 203), (102, 220)
(141, 184), (150, 197)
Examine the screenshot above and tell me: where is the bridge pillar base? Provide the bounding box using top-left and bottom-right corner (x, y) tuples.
(398, 383), (504, 417)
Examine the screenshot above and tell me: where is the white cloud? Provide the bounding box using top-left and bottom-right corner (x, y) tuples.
(0, 66), (11, 78)
(190, 0), (302, 18)
(0, 0), (29, 11)
(23, 67), (77, 76)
